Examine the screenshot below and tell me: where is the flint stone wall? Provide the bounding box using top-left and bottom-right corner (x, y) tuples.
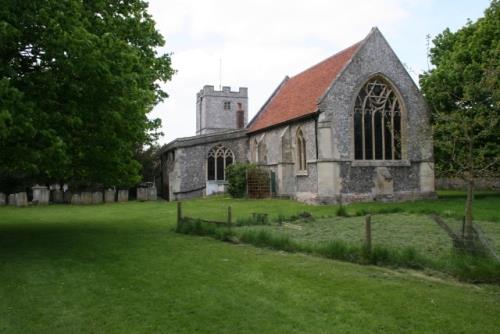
(0, 193), (5, 206)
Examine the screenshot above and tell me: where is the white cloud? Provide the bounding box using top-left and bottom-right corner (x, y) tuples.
(147, 0), (415, 144)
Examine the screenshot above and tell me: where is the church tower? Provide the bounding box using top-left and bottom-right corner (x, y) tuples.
(196, 85), (248, 135)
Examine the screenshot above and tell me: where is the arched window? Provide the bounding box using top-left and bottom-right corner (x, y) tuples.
(354, 77), (402, 160)
(296, 128), (307, 171)
(207, 145), (234, 181)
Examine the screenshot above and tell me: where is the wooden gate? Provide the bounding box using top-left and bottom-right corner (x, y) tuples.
(247, 168), (271, 198)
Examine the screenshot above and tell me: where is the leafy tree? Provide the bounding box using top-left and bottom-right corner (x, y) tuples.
(0, 0), (174, 190)
(420, 0), (499, 245)
(135, 144), (161, 184)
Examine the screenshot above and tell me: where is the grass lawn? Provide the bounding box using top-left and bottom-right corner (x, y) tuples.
(1, 193), (500, 333)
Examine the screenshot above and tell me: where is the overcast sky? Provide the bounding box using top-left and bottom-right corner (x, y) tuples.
(147, 0), (490, 144)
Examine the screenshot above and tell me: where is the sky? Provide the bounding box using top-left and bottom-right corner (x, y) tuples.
(147, 0), (491, 144)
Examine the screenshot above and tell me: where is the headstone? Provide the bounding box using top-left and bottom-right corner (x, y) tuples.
(52, 189), (64, 204)
(147, 185), (157, 201)
(63, 191), (72, 204)
(32, 184), (50, 205)
(71, 194), (81, 205)
(0, 193), (5, 206)
(117, 189), (129, 202)
(8, 194), (16, 206)
(92, 191), (103, 204)
(80, 192), (92, 205)
(104, 189), (115, 203)
(137, 187), (148, 201)
(15, 192), (28, 207)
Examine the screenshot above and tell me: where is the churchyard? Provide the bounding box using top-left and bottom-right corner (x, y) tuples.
(1, 191), (499, 333)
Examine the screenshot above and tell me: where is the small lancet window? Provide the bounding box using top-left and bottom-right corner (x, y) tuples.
(296, 128), (307, 171)
(207, 145), (234, 181)
(354, 77), (403, 160)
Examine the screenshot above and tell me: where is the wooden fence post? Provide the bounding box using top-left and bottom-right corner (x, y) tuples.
(177, 201), (182, 228)
(227, 206), (232, 226)
(365, 214), (372, 253)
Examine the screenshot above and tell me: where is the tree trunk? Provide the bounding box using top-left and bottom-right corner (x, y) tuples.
(463, 136), (476, 250)
(464, 177), (474, 246)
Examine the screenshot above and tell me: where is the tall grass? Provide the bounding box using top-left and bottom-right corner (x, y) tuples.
(177, 216), (500, 283)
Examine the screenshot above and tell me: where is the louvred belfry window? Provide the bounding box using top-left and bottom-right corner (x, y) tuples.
(354, 77), (403, 160)
(207, 145), (234, 181)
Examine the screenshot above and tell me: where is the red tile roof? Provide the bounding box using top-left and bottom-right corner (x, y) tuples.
(248, 42), (361, 133)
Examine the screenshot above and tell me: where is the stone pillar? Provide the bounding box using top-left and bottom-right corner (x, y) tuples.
(92, 191), (103, 204)
(0, 193), (5, 206)
(147, 186), (157, 201)
(52, 189), (64, 204)
(137, 187), (148, 201)
(117, 189), (129, 202)
(32, 185), (50, 205)
(80, 192), (92, 205)
(8, 194), (16, 206)
(15, 192), (28, 207)
(71, 194), (81, 205)
(104, 189), (115, 203)
(63, 191), (72, 204)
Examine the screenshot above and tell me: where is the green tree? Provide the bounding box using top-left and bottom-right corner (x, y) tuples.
(0, 0), (174, 190)
(420, 0), (499, 245)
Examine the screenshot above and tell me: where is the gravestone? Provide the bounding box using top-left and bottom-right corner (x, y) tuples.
(117, 190), (129, 202)
(52, 189), (64, 204)
(32, 185), (50, 205)
(92, 191), (103, 204)
(15, 192), (28, 207)
(63, 191), (72, 204)
(137, 187), (148, 201)
(71, 194), (81, 205)
(104, 189), (115, 203)
(8, 194), (16, 206)
(147, 186), (157, 201)
(0, 193), (5, 206)
(80, 192), (92, 205)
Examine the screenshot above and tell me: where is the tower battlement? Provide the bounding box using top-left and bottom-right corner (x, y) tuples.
(196, 85), (248, 135)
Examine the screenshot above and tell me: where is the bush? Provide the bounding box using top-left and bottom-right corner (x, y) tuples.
(225, 163), (257, 198)
(336, 206), (349, 217)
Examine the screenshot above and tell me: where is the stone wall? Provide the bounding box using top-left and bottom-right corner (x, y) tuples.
(161, 130), (248, 201)
(436, 178), (500, 191)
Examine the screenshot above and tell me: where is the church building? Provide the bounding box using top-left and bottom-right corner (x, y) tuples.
(160, 28), (436, 203)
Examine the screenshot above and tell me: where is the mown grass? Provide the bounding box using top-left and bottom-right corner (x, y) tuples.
(0, 193), (500, 333)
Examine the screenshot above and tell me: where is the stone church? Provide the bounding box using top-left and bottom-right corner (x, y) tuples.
(160, 28), (436, 203)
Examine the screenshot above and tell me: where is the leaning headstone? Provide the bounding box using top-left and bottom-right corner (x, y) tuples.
(32, 184), (50, 205)
(71, 194), (81, 205)
(80, 192), (92, 205)
(0, 193), (5, 206)
(63, 191), (72, 204)
(92, 191), (103, 204)
(137, 187), (148, 201)
(117, 189), (129, 202)
(147, 186), (157, 201)
(8, 194), (16, 206)
(52, 189), (64, 204)
(104, 189), (115, 203)
(15, 192), (28, 207)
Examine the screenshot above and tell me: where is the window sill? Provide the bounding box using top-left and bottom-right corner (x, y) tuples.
(351, 160), (410, 167)
(296, 170), (308, 176)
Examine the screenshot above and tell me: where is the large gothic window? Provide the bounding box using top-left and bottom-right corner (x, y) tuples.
(354, 77), (402, 160)
(207, 145), (234, 181)
(296, 128), (307, 171)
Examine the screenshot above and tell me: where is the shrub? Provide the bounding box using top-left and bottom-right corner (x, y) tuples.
(336, 206), (349, 217)
(225, 163), (258, 198)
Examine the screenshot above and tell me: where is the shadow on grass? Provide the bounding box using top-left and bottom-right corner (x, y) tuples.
(0, 223), (148, 264)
